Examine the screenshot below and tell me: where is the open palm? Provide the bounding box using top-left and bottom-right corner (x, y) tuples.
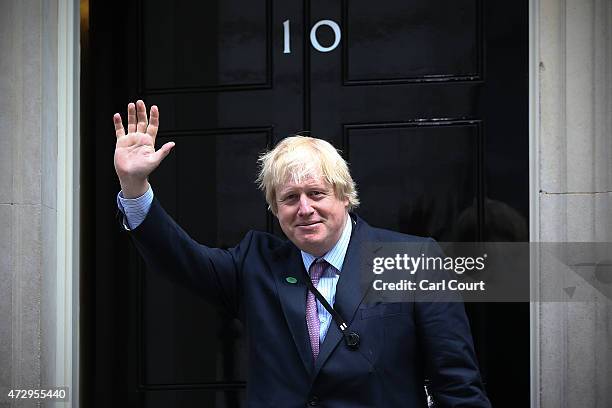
(113, 100), (174, 196)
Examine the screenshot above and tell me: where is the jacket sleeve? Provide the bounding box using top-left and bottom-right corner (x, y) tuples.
(122, 196), (253, 319)
(414, 238), (492, 408)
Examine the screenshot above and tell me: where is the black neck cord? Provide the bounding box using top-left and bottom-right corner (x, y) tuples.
(303, 267), (360, 350)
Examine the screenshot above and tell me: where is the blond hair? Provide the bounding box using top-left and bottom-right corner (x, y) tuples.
(256, 136), (360, 214)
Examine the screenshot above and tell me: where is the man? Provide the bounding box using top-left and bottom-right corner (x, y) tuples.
(114, 100), (491, 407)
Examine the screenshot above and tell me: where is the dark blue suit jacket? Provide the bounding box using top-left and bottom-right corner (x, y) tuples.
(126, 197), (491, 407)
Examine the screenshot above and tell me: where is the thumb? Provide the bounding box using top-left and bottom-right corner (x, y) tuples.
(153, 141), (175, 164)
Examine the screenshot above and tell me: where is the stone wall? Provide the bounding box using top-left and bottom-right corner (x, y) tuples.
(537, 0), (612, 406)
(0, 0), (60, 406)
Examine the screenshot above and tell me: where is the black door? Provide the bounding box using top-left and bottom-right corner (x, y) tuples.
(84, 0), (528, 406)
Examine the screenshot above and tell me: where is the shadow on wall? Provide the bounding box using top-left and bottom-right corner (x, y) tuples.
(398, 196), (528, 242)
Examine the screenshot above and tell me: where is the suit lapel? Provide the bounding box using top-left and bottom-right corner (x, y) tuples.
(271, 242), (313, 375)
(313, 215), (377, 377)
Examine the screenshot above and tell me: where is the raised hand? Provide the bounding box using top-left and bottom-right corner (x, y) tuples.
(113, 100), (175, 198)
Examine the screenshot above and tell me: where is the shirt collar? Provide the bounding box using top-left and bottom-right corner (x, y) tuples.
(301, 213), (353, 274)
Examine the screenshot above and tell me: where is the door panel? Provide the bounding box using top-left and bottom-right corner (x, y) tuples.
(153, 131), (271, 246)
(345, 0), (480, 82)
(142, 0), (270, 91)
(347, 122), (480, 240)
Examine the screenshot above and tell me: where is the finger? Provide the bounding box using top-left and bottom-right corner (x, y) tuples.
(152, 141), (175, 164)
(136, 100), (148, 133)
(127, 103), (136, 134)
(113, 113), (125, 138)
(147, 105), (159, 139)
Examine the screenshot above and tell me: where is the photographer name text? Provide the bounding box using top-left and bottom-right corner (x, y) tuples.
(372, 279), (486, 292)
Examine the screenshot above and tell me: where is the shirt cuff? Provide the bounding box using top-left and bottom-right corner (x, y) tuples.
(116, 185), (154, 230)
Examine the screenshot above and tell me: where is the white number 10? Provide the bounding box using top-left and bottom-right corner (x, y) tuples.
(283, 19), (342, 54)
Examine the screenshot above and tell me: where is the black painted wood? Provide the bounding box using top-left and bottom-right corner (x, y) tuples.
(87, 0), (529, 406)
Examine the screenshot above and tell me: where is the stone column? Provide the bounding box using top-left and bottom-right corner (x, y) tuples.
(536, 0), (612, 406)
(0, 0), (76, 407)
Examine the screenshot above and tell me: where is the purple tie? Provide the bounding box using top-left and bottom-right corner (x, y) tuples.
(306, 260), (327, 359)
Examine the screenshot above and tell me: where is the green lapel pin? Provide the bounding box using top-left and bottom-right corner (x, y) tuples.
(286, 276), (298, 284)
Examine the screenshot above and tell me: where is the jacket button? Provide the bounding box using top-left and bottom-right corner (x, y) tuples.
(308, 395), (320, 406)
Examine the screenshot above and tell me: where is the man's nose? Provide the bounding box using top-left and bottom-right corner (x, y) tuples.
(297, 195), (314, 216)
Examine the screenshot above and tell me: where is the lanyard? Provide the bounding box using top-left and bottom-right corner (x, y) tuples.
(303, 266), (360, 350)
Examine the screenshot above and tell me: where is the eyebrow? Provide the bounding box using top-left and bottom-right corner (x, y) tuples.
(280, 184), (330, 196)
(277, 189), (297, 200)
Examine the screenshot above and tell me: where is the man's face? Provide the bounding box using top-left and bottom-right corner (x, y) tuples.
(276, 175), (349, 257)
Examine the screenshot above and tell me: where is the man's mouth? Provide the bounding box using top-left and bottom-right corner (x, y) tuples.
(297, 221), (322, 227)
